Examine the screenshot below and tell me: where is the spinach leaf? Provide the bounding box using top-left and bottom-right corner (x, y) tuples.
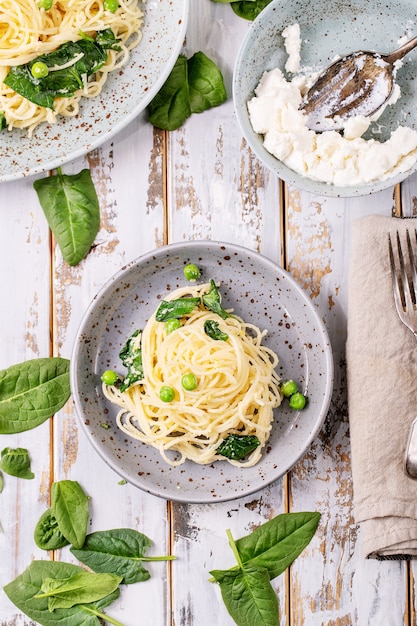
(4, 560), (124, 626)
(147, 55), (191, 130)
(210, 566), (278, 626)
(0, 357), (70, 434)
(231, 0), (272, 20)
(235, 511), (321, 579)
(187, 51), (228, 113)
(35, 571), (122, 612)
(34, 167), (100, 266)
(0, 111), (6, 129)
(209, 513), (320, 625)
(211, 0), (271, 20)
(34, 508), (70, 551)
(202, 280), (230, 319)
(147, 51), (227, 130)
(216, 435), (260, 460)
(211, 529), (279, 626)
(70, 528), (176, 584)
(4, 30), (121, 109)
(0, 471), (3, 493)
(0, 447), (34, 479)
(155, 297), (200, 322)
(204, 320), (229, 341)
(51, 480), (89, 549)
(119, 330), (144, 391)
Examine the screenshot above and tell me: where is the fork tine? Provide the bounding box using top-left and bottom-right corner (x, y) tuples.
(396, 230), (414, 311)
(388, 232), (404, 313)
(389, 229), (417, 338)
(406, 229), (417, 305)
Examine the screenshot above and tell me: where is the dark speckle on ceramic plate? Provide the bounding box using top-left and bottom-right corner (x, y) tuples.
(71, 241), (333, 503)
(0, 0), (189, 182)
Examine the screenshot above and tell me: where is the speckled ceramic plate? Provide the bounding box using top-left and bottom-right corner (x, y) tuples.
(0, 0), (188, 183)
(233, 0), (417, 197)
(71, 242), (333, 503)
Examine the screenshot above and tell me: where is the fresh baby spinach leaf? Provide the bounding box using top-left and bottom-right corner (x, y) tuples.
(204, 319), (229, 341)
(0, 357), (70, 434)
(70, 528), (176, 584)
(202, 279), (230, 319)
(35, 570), (122, 612)
(34, 508), (70, 551)
(209, 512), (321, 626)
(234, 511), (321, 579)
(0, 471), (3, 492)
(4, 30), (121, 109)
(147, 51), (227, 130)
(34, 167), (100, 266)
(148, 55), (190, 130)
(155, 297), (200, 321)
(231, 0), (272, 20)
(187, 51), (228, 113)
(119, 330), (144, 391)
(51, 480), (89, 549)
(216, 434), (260, 460)
(4, 560), (124, 626)
(211, 0), (272, 20)
(210, 565), (279, 626)
(0, 447), (34, 479)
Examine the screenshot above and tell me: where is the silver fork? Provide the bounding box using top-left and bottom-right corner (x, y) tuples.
(388, 229), (417, 478)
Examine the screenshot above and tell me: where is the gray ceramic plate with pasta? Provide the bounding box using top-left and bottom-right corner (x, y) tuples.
(0, 0), (188, 183)
(71, 241), (334, 503)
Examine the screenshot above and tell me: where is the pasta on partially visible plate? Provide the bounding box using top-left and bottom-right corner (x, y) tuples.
(102, 281), (283, 467)
(0, 0), (144, 135)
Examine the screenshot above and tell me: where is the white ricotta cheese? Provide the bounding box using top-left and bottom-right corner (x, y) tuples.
(282, 24), (301, 73)
(248, 28), (417, 186)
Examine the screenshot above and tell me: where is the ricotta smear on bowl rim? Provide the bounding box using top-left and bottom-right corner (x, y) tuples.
(247, 24), (417, 186)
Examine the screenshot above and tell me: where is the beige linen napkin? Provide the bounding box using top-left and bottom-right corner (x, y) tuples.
(347, 214), (417, 559)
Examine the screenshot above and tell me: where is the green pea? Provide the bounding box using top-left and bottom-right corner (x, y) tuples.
(182, 373), (198, 391)
(280, 379), (298, 397)
(31, 61), (49, 79)
(104, 0), (119, 12)
(183, 263), (201, 282)
(289, 392), (307, 410)
(101, 369), (118, 386)
(37, 0), (53, 9)
(165, 318), (181, 334)
(160, 386), (175, 402)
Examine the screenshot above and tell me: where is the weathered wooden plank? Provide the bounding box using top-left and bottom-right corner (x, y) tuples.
(50, 117), (171, 625)
(285, 186), (408, 625)
(0, 176), (52, 625)
(168, 4), (287, 626)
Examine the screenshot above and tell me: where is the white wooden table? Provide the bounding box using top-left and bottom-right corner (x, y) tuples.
(1, 3), (416, 625)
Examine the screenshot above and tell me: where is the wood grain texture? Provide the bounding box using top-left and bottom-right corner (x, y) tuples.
(285, 186), (410, 626)
(2, 1), (417, 625)
(0, 177), (53, 625)
(50, 119), (171, 626)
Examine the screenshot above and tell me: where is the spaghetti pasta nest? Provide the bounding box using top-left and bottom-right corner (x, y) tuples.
(0, 0), (144, 134)
(103, 282), (283, 467)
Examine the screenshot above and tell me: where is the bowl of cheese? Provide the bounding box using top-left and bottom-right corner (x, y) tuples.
(233, 0), (417, 197)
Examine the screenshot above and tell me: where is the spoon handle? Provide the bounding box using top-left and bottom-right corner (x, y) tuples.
(385, 34), (417, 64)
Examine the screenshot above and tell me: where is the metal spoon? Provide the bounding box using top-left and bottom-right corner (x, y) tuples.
(405, 416), (417, 480)
(300, 35), (417, 132)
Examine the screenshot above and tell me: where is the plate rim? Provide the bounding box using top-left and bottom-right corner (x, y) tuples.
(70, 241), (334, 503)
